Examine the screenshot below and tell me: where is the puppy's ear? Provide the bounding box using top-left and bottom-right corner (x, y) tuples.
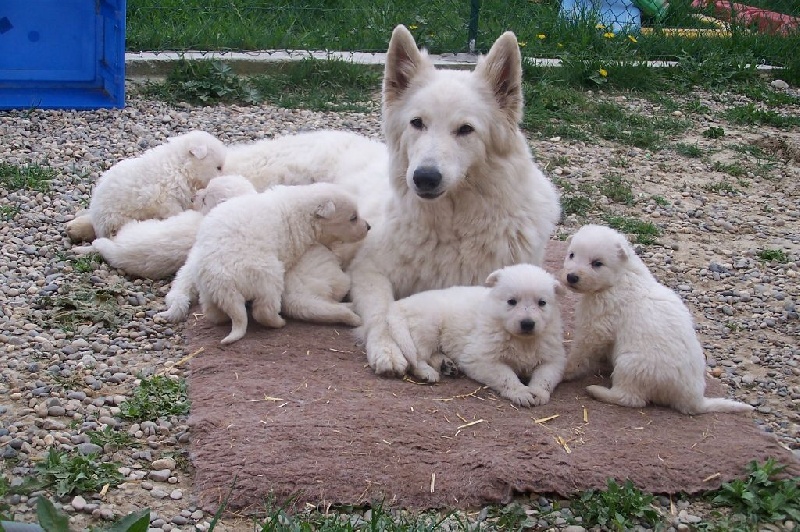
(616, 242), (630, 262)
(474, 31), (523, 124)
(384, 25), (431, 106)
(553, 279), (567, 296)
(565, 234), (573, 244)
(314, 200), (336, 219)
(484, 270), (501, 287)
(189, 144), (209, 160)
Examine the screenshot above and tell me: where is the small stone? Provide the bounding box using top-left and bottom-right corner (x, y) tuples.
(169, 489), (183, 500)
(149, 469), (171, 482)
(152, 457), (176, 470)
(71, 495), (87, 511)
(770, 79), (789, 90)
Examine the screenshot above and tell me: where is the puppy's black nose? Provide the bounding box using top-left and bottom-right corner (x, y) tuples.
(366, 223), (371, 231)
(520, 319), (535, 333)
(566, 273), (579, 285)
(412, 166), (442, 192)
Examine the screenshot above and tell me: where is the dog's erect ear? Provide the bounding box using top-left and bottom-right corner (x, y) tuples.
(616, 242), (630, 262)
(189, 144), (209, 160)
(314, 200), (336, 219)
(384, 25), (430, 105)
(474, 31), (523, 123)
(553, 279), (567, 296)
(484, 270), (501, 287)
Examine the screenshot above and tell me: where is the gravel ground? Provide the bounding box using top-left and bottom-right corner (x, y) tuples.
(0, 82), (798, 531)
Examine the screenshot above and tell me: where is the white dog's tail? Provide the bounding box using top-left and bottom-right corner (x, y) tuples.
(156, 265), (196, 322)
(695, 397), (754, 414)
(385, 311), (420, 367)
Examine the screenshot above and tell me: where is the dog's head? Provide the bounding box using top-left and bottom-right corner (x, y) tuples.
(312, 185), (371, 247)
(174, 131), (227, 189)
(562, 224), (634, 294)
(381, 25), (524, 201)
(485, 264), (563, 338)
(194, 174), (257, 214)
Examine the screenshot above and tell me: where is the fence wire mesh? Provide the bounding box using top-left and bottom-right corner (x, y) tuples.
(127, 0), (798, 67)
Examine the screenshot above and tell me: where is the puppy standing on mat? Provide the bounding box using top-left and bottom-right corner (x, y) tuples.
(385, 264), (566, 407)
(562, 224), (753, 415)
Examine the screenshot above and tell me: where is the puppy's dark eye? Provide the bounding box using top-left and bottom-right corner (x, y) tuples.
(349, 213), (358, 222)
(568, 252), (574, 259)
(507, 298), (517, 306)
(538, 299), (547, 307)
(591, 260), (604, 268)
(410, 117), (424, 129)
(216, 165), (222, 171)
(456, 124), (474, 136)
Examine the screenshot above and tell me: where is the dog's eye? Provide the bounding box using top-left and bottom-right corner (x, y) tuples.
(507, 298), (517, 306)
(538, 299), (547, 307)
(216, 165), (222, 171)
(591, 260), (604, 268)
(410, 117), (424, 129)
(568, 252), (574, 259)
(349, 213), (358, 222)
(456, 124), (474, 136)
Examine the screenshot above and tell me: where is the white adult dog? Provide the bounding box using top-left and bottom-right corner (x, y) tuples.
(562, 224), (753, 415)
(386, 264), (566, 407)
(177, 183), (370, 344)
(73, 175), (256, 279)
(65, 130), (227, 242)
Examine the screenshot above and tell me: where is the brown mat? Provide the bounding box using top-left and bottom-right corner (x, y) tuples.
(187, 241), (799, 513)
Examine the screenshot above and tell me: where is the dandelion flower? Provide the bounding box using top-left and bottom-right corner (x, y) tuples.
(409, 24), (419, 30)
(595, 23), (606, 29)
(537, 34), (546, 40)
(628, 35), (638, 43)
(599, 68), (608, 77)
(519, 41), (527, 47)
(603, 32), (615, 39)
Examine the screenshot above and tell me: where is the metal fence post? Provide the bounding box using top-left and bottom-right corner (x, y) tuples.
(468, 0), (481, 53)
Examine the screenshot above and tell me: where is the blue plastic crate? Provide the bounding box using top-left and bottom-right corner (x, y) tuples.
(0, 0), (126, 110)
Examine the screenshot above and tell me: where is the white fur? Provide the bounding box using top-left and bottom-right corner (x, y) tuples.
(73, 175), (256, 279)
(385, 264), (566, 406)
(180, 183), (370, 344)
(562, 224), (753, 415)
(66, 130), (227, 241)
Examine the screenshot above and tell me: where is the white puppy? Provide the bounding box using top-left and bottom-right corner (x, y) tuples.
(74, 175), (256, 279)
(562, 224), (753, 415)
(183, 183), (370, 344)
(65, 130), (227, 241)
(386, 264), (566, 407)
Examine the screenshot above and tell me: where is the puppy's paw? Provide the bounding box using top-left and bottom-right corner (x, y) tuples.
(440, 357), (460, 377)
(368, 336), (408, 377)
(338, 307), (362, 327)
(501, 386), (536, 407)
(527, 384), (551, 406)
(413, 365), (440, 383)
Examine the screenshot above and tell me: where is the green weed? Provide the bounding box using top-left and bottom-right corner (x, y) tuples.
(35, 447), (124, 497)
(651, 195), (669, 206)
(725, 104), (800, 128)
(703, 126), (725, 139)
(86, 427), (139, 452)
(144, 59), (259, 105)
(0, 162), (56, 192)
(709, 458), (800, 526)
(35, 284), (132, 332)
(702, 180), (740, 195)
(603, 215), (661, 245)
(0, 205), (20, 221)
(120, 375), (190, 422)
(570, 478), (660, 531)
(70, 252), (103, 273)
(757, 249), (789, 263)
(674, 142), (703, 158)
(1, 497), (150, 532)
(712, 161), (746, 178)
(599, 173), (634, 205)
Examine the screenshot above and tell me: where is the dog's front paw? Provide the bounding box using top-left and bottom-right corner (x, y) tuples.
(367, 335), (408, 377)
(413, 364), (440, 383)
(527, 384), (551, 406)
(501, 385), (536, 407)
(440, 356), (460, 377)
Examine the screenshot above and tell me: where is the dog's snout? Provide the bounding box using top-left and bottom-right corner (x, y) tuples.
(412, 166), (442, 193)
(566, 273), (579, 285)
(520, 319), (535, 333)
(366, 223), (371, 231)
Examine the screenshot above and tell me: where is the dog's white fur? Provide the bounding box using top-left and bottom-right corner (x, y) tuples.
(180, 183), (370, 344)
(73, 175), (256, 279)
(65, 130), (227, 242)
(562, 224), (753, 415)
(349, 25), (561, 376)
(386, 264), (566, 406)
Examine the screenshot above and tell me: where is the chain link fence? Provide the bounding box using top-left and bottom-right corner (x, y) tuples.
(127, 0), (798, 67)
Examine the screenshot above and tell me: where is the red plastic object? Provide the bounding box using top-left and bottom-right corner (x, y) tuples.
(692, 0), (800, 35)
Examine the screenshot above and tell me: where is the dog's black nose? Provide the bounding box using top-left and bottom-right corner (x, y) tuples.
(412, 166), (442, 192)
(520, 319), (535, 333)
(566, 273), (579, 285)
(366, 223), (371, 231)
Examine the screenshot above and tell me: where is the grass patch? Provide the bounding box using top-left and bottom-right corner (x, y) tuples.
(570, 478), (660, 531)
(86, 427), (139, 452)
(0, 205), (20, 221)
(651, 195), (669, 206)
(707, 458), (800, 527)
(35, 284), (132, 332)
(725, 104), (800, 128)
(120, 375), (190, 422)
(598, 173), (635, 204)
(143, 57), (381, 111)
(34, 448), (124, 497)
(757, 249), (789, 263)
(674, 142), (703, 158)
(711, 160), (747, 178)
(603, 215), (661, 245)
(0, 162), (56, 192)
(702, 180), (740, 195)
(703, 126), (726, 139)
(70, 253), (103, 274)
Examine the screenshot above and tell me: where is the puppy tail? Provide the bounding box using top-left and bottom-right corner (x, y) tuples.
(385, 311), (420, 367)
(695, 397), (754, 414)
(156, 265), (196, 322)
